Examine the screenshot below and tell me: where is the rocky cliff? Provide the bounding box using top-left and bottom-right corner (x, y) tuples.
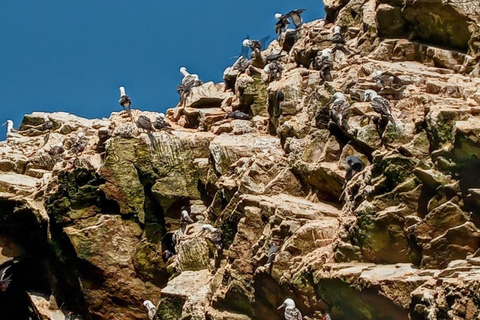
(1, 1), (480, 319)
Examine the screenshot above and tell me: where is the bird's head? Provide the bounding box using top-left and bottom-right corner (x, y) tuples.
(143, 300), (155, 310)
(332, 92), (345, 102)
(242, 39), (251, 47)
(374, 70), (383, 77)
(278, 298), (296, 310)
(321, 48), (332, 57)
(179, 67), (189, 77)
(2, 120), (13, 127)
(181, 210), (189, 218)
(364, 89), (377, 101)
(275, 13), (283, 19)
(119, 86), (126, 97)
(158, 113), (165, 118)
(333, 26), (341, 34)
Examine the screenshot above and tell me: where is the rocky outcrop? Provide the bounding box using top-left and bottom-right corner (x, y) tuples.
(1, 1), (480, 320)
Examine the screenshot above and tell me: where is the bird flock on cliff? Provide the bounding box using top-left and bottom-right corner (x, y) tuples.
(0, 5), (413, 319)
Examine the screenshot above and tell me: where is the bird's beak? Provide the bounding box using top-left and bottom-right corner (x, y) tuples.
(2, 122), (6, 126)
(277, 303), (285, 310)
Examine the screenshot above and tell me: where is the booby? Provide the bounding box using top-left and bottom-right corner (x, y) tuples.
(274, 13), (290, 38)
(153, 113), (172, 131)
(329, 92), (350, 127)
(178, 67), (203, 95)
(42, 115), (54, 131)
(3, 120), (14, 135)
(345, 156), (364, 182)
(332, 26), (345, 44)
(180, 210), (193, 225)
(242, 36), (270, 59)
(48, 142), (65, 157)
(373, 70), (402, 89)
(364, 89), (397, 130)
(278, 298), (302, 320)
(201, 224), (223, 250)
(285, 9), (306, 28)
(264, 59), (284, 82)
(136, 115), (155, 133)
(71, 130), (86, 155)
(119, 86), (131, 110)
(315, 49), (333, 82)
(143, 300), (157, 320)
(231, 56), (250, 73)
(0, 265), (12, 292)
(226, 110), (252, 120)
(265, 243), (278, 265)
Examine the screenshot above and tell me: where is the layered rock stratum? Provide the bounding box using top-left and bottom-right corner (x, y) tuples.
(1, 1), (480, 319)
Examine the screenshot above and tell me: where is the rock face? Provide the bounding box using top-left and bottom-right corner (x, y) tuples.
(1, 1), (480, 320)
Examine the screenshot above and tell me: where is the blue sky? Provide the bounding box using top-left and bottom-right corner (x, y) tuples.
(0, 1), (325, 137)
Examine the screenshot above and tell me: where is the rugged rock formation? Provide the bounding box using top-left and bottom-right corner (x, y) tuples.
(1, 1), (480, 319)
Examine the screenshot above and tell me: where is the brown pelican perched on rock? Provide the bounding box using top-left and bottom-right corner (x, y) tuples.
(364, 89), (397, 131)
(143, 300), (157, 320)
(71, 129), (86, 155)
(285, 9), (306, 28)
(332, 26), (345, 44)
(118, 86), (131, 111)
(373, 70), (402, 89)
(136, 115), (154, 133)
(242, 36), (270, 59)
(264, 55), (284, 82)
(278, 298), (302, 320)
(178, 67), (202, 95)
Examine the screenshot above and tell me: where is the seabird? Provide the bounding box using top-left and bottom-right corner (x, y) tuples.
(136, 115), (155, 133)
(264, 59), (284, 82)
(332, 26), (345, 44)
(265, 243), (278, 265)
(345, 156), (364, 182)
(2, 120), (14, 135)
(364, 89), (397, 130)
(329, 92), (350, 127)
(153, 113), (172, 131)
(274, 13), (290, 38)
(0, 265), (12, 292)
(48, 142), (65, 157)
(231, 56), (250, 73)
(180, 209), (194, 232)
(242, 36), (270, 59)
(373, 70), (402, 89)
(143, 300), (157, 320)
(314, 49), (333, 82)
(71, 130), (86, 155)
(278, 298), (302, 320)
(178, 67), (203, 95)
(285, 9), (306, 28)
(201, 224), (223, 250)
(42, 115), (54, 131)
(226, 110), (252, 120)
(162, 250), (174, 262)
(119, 86), (131, 110)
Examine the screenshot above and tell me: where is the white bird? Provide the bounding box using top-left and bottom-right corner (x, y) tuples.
(278, 298), (302, 320)
(178, 67), (202, 95)
(143, 300), (157, 320)
(119, 86), (131, 110)
(329, 92), (350, 127)
(364, 89), (397, 130)
(201, 224), (223, 250)
(3, 120), (14, 135)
